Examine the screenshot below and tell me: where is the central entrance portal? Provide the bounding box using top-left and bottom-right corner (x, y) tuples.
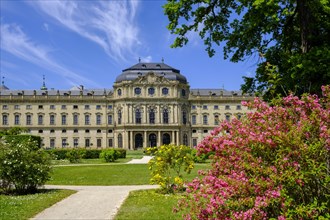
(149, 133), (157, 147)
(135, 133), (143, 149)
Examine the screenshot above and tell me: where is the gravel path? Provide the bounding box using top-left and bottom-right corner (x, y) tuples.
(33, 156), (156, 219)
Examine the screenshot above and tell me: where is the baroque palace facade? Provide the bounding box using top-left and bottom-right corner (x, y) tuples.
(0, 62), (254, 149)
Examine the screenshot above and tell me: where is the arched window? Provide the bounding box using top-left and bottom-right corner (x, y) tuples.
(149, 133), (157, 147)
(73, 114), (78, 125)
(134, 87), (141, 95)
(118, 134), (123, 148)
(214, 115), (219, 125)
(96, 114), (102, 125)
(14, 115), (20, 125)
(162, 133), (171, 145)
(135, 133), (143, 149)
(62, 114), (67, 125)
(135, 109), (141, 124)
(50, 115), (55, 125)
(162, 87), (169, 95)
(149, 109), (155, 124)
(2, 115), (8, 125)
(148, 87), (155, 95)
(183, 134), (188, 146)
(85, 115), (90, 125)
(163, 109), (169, 124)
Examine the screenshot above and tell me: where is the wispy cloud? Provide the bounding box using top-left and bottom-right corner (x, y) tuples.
(0, 22), (99, 87)
(30, 0), (141, 62)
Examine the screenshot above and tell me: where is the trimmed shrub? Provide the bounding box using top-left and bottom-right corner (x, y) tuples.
(83, 149), (102, 159)
(115, 148), (126, 158)
(66, 149), (86, 163)
(100, 149), (119, 162)
(0, 136), (52, 194)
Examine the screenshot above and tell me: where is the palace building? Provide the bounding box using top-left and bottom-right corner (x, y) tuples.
(0, 62), (254, 149)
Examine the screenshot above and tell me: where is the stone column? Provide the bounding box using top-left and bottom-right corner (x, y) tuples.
(130, 131), (133, 150)
(172, 131), (175, 144)
(176, 131), (180, 145)
(158, 130), (161, 146)
(143, 131), (147, 148)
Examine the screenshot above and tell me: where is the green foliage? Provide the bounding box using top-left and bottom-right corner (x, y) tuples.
(147, 144), (194, 194)
(100, 149), (119, 162)
(65, 149), (86, 163)
(83, 149), (102, 159)
(0, 137), (52, 194)
(0, 127), (28, 136)
(164, 0), (330, 101)
(115, 148), (127, 159)
(3, 135), (42, 149)
(190, 149), (212, 163)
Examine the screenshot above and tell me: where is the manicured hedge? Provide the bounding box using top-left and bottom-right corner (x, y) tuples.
(45, 148), (126, 160)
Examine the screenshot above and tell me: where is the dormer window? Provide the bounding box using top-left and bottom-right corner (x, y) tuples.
(156, 64), (161, 68)
(142, 64), (147, 68)
(134, 87), (141, 95)
(117, 89), (122, 96)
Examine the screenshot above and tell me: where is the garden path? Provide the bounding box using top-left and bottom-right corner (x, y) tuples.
(33, 156), (156, 219)
(32, 185), (158, 220)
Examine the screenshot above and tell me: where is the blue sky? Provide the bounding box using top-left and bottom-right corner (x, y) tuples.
(1, 0), (258, 91)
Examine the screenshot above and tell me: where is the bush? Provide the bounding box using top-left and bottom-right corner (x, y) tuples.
(148, 144), (194, 194)
(177, 86), (330, 219)
(83, 149), (101, 159)
(190, 149), (211, 163)
(0, 136), (52, 194)
(100, 149), (119, 162)
(66, 149), (86, 163)
(115, 148), (126, 158)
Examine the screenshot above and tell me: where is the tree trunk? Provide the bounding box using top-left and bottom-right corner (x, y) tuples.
(297, 0), (311, 53)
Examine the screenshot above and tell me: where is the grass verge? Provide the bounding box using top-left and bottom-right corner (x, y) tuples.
(0, 189), (76, 220)
(114, 189), (183, 220)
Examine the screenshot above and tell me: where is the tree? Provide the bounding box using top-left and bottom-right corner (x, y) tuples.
(164, 0), (330, 100)
(176, 86), (330, 219)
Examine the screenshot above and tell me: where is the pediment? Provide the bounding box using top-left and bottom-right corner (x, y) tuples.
(132, 72), (171, 85)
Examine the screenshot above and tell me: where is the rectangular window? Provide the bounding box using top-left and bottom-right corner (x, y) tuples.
(2, 105), (8, 110)
(108, 105), (113, 109)
(85, 105), (90, 110)
(97, 139), (102, 148)
(85, 139), (90, 148)
(236, 105), (242, 110)
(62, 115), (67, 125)
(62, 139), (67, 148)
(96, 115), (101, 125)
(50, 105), (55, 109)
(50, 139), (55, 148)
(14, 105), (20, 110)
(73, 138), (79, 148)
(73, 114), (79, 125)
(73, 105), (78, 109)
(192, 138), (197, 147)
(14, 115), (20, 125)
(192, 115), (197, 125)
(26, 105), (32, 110)
(85, 115), (90, 125)
(214, 105), (219, 110)
(191, 105), (196, 109)
(203, 115), (208, 125)
(50, 115), (55, 125)
(38, 105), (43, 110)
(2, 115), (8, 125)
(108, 138), (113, 147)
(214, 115), (219, 125)
(38, 115), (43, 125)
(225, 105), (230, 110)
(226, 115), (231, 121)
(96, 105), (101, 110)
(61, 105), (66, 110)
(108, 115), (113, 125)
(203, 105), (208, 110)
(26, 115), (32, 125)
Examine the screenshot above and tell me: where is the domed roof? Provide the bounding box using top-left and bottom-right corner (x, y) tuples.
(115, 63), (187, 84)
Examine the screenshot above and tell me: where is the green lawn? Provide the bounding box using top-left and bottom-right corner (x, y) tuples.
(48, 163), (210, 185)
(115, 189), (184, 220)
(0, 189), (76, 220)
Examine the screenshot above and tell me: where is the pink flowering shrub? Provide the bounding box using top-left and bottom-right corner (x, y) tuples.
(177, 86), (330, 219)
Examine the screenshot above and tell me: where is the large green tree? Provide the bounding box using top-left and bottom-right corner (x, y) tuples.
(164, 0), (330, 100)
